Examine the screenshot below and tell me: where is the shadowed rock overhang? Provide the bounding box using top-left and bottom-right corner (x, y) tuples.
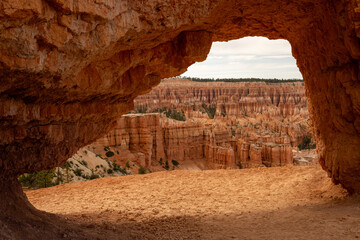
(0, 0), (360, 227)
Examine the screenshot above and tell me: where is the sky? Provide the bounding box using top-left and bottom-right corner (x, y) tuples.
(181, 37), (302, 79)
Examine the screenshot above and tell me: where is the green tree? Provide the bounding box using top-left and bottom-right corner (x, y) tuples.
(18, 173), (37, 188)
(35, 169), (55, 188)
(298, 136), (316, 150)
(202, 103), (216, 119)
(105, 151), (115, 157)
(164, 160), (170, 170)
(171, 160), (179, 167)
(65, 162), (70, 183)
(126, 160), (131, 169)
(138, 166), (146, 174)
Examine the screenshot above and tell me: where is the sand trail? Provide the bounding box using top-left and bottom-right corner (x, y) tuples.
(27, 165), (360, 239)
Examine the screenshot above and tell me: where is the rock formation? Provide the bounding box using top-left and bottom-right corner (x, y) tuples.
(127, 79), (309, 170)
(1, 0), (360, 238)
(134, 79), (307, 120)
(90, 113), (237, 171)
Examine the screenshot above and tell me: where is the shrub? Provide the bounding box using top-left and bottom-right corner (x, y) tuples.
(159, 158), (163, 165)
(74, 168), (83, 177)
(18, 173), (37, 188)
(107, 168), (113, 174)
(112, 161), (121, 171)
(82, 174), (90, 180)
(105, 151), (115, 157)
(164, 160), (170, 170)
(298, 136), (316, 150)
(126, 160), (131, 169)
(231, 128), (235, 137)
(202, 103), (216, 119)
(134, 105), (147, 113)
(138, 166), (146, 174)
(171, 160), (179, 167)
(19, 169), (56, 189)
(90, 173), (100, 180)
(35, 170), (55, 188)
(81, 160), (88, 167)
(163, 108), (186, 121)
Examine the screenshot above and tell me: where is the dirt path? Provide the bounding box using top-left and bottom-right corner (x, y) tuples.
(27, 165), (360, 240)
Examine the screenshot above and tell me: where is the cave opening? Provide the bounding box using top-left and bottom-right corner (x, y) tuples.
(39, 37), (316, 181)
(2, 0), (360, 238)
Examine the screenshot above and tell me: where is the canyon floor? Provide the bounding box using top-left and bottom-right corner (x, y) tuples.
(26, 165), (360, 240)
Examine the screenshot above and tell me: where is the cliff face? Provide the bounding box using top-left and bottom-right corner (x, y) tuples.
(91, 114), (237, 171)
(135, 79), (307, 120)
(90, 110), (298, 171)
(126, 80), (308, 170)
(92, 114), (165, 168)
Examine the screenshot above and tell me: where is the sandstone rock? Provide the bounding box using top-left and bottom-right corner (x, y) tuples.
(1, 0), (360, 237)
(130, 79), (310, 169)
(90, 114), (237, 171)
(135, 79), (308, 120)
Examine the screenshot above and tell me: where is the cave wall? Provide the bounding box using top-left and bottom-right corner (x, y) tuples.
(0, 0), (360, 192)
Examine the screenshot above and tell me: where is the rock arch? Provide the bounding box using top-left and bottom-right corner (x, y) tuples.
(1, 0), (360, 236)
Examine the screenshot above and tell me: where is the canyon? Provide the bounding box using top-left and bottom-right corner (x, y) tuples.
(1, 0), (360, 239)
(21, 79), (316, 184)
(79, 79), (315, 176)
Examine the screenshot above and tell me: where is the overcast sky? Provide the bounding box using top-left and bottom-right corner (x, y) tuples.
(181, 37), (302, 79)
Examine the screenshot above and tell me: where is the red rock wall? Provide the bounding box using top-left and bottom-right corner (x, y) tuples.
(93, 114), (237, 170)
(92, 113), (298, 171)
(135, 80), (308, 119)
(2, 1), (360, 235)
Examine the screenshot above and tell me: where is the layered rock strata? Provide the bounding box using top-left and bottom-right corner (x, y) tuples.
(134, 79), (307, 120)
(90, 113), (295, 171)
(91, 114), (237, 170)
(126, 79), (310, 170)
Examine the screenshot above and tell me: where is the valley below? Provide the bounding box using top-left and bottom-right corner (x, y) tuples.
(44, 79), (317, 184)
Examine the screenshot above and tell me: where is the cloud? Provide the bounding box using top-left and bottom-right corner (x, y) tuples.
(182, 37), (302, 79)
(227, 55), (257, 60)
(261, 55), (292, 59)
(210, 37), (293, 56)
(207, 56), (224, 60)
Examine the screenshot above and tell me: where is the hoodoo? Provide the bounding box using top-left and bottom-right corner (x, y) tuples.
(1, 0), (360, 237)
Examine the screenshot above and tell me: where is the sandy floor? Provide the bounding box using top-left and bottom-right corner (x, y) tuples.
(27, 165), (360, 240)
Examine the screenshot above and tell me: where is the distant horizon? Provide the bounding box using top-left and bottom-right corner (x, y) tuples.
(180, 37), (302, 79)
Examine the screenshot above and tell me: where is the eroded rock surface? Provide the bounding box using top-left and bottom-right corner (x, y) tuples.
(1, 0), (360, 238)
(91, 113), (237, 171)
(1, 0), (360, 188)
(92, 79), (309, 171)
